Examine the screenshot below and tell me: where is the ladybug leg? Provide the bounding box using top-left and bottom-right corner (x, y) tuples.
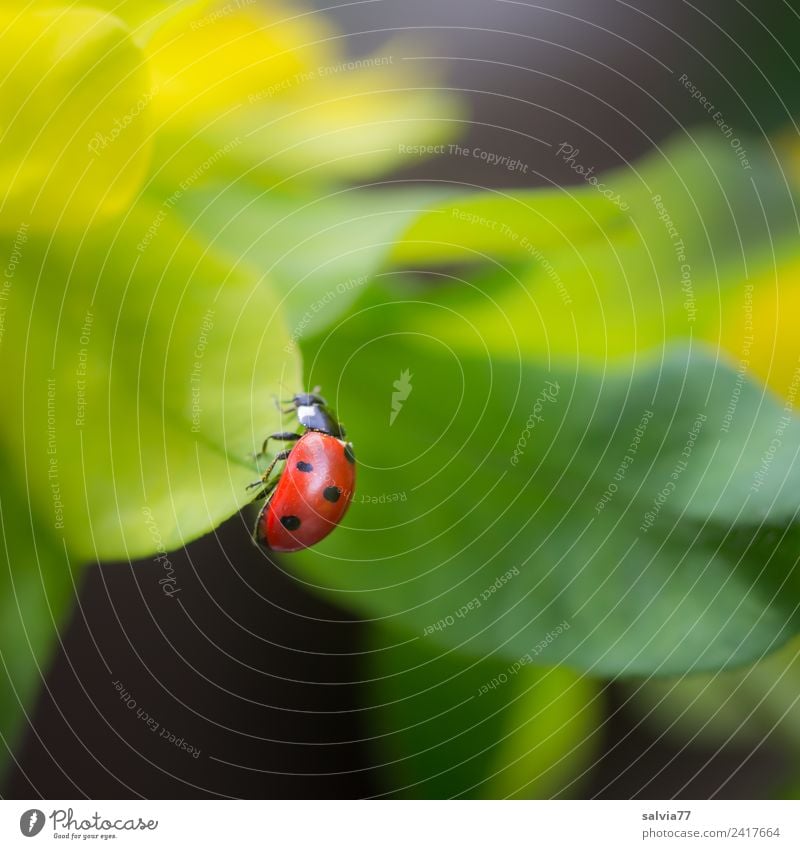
(246, 475), (279, 502)
(252, 491), (278, 550)
(252, 431), (300, 462)
(246, 448), (292, 493)
(259, 431), (301, 457)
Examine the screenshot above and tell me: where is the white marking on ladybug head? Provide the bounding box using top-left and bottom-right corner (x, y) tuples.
(297, 404), (316, 422)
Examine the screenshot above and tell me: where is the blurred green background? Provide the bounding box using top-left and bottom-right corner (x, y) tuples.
(3, 0), (800, 799)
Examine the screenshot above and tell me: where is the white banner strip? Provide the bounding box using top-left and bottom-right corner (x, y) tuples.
(1, 800), (797, 848)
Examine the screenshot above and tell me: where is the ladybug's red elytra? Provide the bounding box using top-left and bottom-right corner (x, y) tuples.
(249, 391), (355, 552)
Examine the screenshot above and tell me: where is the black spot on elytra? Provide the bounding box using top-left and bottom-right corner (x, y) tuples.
(344, 443), (356, 464)
(323, 486), (341, 503)
(280, 515), (301, 531)
(296, 461), (313, 472)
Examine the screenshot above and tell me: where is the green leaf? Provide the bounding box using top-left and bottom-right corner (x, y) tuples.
(289, 290), (800, 676)
(0, 0), (473, 784)
(174, 176), (638, 346)
(484, 665), (601, 799)
(0, 466), (79, 782)
(626, 635), (800, 753)
(396, 132), (799, 361)
(0, 196), (299, 769)
(366, 625), (601, 798)
(175, 184), (449, 340)
(389, 186), (630, 266)
(0, 201), (300, 562)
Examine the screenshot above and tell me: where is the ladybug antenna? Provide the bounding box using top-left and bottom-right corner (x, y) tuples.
(272, 392), (296, 417)
(273, 379), (298, 406)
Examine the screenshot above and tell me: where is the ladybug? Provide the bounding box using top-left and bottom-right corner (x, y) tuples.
(249, 391), (355, 552)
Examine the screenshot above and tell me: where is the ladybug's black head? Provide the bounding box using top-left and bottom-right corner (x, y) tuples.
(292, 391), (326, 408)
(292, 391), (345, 438)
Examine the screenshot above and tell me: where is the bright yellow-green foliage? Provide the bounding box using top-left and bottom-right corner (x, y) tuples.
(0, 0), (463, 561)
(0, 0), (461, 775)
(0, 5), (152, 230)
(0, 1), (459, 230)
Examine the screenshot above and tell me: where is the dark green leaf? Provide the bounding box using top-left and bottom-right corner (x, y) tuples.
(290, 292), (800, 676)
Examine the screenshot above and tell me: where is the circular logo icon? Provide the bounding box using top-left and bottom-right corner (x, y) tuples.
(19, 810), (45, 837)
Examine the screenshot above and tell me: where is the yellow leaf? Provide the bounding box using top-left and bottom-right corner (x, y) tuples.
(714, 259), (800, 403)
(0, 7), (154, 232)
(145, 1), (461, 184)
(146, 1), (335, 123)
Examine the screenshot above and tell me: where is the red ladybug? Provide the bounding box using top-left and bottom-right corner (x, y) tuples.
(249, 392), (355, 552)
